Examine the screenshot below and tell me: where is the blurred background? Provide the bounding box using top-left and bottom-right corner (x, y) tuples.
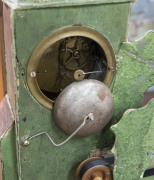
(128, 0), (154, 104)
(128, 0), (154, 41)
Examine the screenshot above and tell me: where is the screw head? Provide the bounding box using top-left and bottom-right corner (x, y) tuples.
(30, 71), (36, 77)
(109, 67), (115, 72)
(73, 50), (80, 57)
(22, 139), (30, 146)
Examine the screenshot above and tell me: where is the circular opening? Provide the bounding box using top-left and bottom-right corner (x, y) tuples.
(27, 26), (115, 109)
(36, 36), (107, 101)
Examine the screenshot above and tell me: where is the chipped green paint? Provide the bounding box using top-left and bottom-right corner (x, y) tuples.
(99, 31), (154, 148)
(0, 127), (17, 180)
(112, 99), (154, 180)
(112, 31), (154, 124)
(111, 31), (154, 179)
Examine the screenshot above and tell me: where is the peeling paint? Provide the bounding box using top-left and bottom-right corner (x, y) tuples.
(112, 99), (154, 180)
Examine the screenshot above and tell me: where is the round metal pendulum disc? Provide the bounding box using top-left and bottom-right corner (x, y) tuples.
(53, 79), (114, 137)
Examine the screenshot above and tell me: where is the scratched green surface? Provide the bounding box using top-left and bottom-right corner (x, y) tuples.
(111, 31), (154, 180)
(0, 128), (17, 180)
(112, 100), (154, 180)
(111, 31), (154, 124)
(143, 176), (154, 180)
(13, 3), (131, 180)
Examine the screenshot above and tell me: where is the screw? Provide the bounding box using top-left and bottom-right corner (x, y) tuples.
(47, 53), (51, 56)
(22, 139), (30, 146)
(44, 70), (47, 74)
(109, 67), (115, 72)
(30, 71), (36, 77)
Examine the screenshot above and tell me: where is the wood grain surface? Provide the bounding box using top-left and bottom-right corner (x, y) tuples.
(0, 0), (6, 102)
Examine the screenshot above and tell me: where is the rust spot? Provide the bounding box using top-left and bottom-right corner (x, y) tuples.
(142, 89), (154, 107)
(17, 79), (20, 86)
(97, 87), (106, 101)
(136, 165), (140, 170)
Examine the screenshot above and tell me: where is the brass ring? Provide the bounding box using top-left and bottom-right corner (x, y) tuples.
(27, 26), (116, 109)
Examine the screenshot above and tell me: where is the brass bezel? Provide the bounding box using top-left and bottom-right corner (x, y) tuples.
(27, 26), (116, 109)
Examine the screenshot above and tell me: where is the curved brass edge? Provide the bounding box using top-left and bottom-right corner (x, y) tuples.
(27, 72), (53, 110)
(76, 157), (102, 180)
(82, 165), (112, 180)
(27, 26), (116, 109)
